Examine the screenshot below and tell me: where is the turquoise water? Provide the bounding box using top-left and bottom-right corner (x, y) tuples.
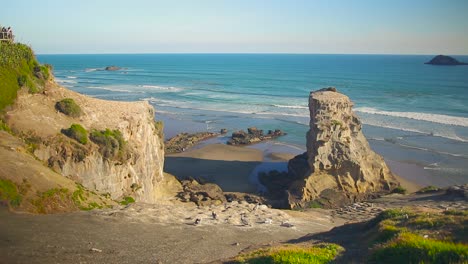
(38, 54), (468, 186)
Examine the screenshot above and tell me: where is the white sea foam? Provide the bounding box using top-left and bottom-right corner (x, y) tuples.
(56, 79), (77, 84)
(272, 104), (308, 110)
(66, 76), (77, 79)
(355, 107), (468, 127)
(139, 85), (182, 92)
(88, 86), (133, 93)
(361, 120), (468, 143)
(85, 68), (100, 72)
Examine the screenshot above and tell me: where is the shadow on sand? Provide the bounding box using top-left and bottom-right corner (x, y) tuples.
(164, 156), (263, 193)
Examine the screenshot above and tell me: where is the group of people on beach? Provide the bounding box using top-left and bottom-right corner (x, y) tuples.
(0, 26), (14, 40)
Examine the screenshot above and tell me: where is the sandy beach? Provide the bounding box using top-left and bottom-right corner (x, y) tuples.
(164, 140), (427, 195)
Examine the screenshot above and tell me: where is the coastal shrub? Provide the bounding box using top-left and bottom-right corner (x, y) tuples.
(234, 243), (344, 264)
(416, 185), (440, 194)
(55, 98), (82, 117)
(367, 208), (410, 227)
(391, 186), (407, 194)
(90, 128), (128, 161)
(120, 196), (135, 205)
(61, 124), (88, 145)
(0, 120), (12, 133)
(0, 42), (45, 110)
(0, 179), (22, 207)
(370, 232), (468, 263)
(17, 75), (27, 86)
(32, 188), (76, 214)
(154, 120), (164, 141)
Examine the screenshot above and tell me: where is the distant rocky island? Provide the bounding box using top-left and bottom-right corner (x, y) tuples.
(425, 55), (467, 65)
(105, 66), (122, 71)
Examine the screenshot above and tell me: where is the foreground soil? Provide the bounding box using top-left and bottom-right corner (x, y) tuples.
(1, 190), (466, 264)
(0, 200), (340, 264)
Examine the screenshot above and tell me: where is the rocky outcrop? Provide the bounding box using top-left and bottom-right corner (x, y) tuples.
(425, 55), (467, 65)
(227, 127), (286, 145)
(286, 87), (399, 208)
(105, 66), (122, 71)
(6, 82), (166, 203)
(165, 132), (219, 154)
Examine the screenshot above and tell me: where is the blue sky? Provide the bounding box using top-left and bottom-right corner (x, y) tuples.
(3, 0), (468, 54)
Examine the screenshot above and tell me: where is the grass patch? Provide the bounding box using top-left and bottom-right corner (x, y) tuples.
(32, 188), (73, 214)
(0, 42), (46, 110)
(90, 128), (128, 161)
(120, 196), (135, 205)
(370, 232), (468, 264)
(308, 200), (323, 209)
(0, 179), (22, 207)
(365, 208), (468, 263)
(416, 185), (441, 194)
(55, 98), (82, 117)
(234, 243), (344, 264)
(61, 124), (88, 145)
(391, 186), (407, 194)
(0, 119), (12, 133)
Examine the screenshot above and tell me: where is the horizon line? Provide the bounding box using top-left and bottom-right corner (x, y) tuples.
(36, 52), (468, 56)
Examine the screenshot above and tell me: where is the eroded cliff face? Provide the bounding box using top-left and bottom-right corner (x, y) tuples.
(287, 88), (399, 208)
(6, 82), (166, 203)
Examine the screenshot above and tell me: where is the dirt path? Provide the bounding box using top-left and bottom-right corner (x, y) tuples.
(0, 201), (341, 264)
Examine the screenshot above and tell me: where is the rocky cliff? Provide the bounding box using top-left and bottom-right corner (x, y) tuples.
(287, 87), (399, 208)
(5, 81), (166, 203)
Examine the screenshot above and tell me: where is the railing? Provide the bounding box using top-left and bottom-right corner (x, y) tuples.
(0, 32), (14, 42)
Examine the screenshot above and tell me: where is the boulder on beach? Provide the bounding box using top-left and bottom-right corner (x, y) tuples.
(227, 127), (286, 145)
(425, 55), (467, 65)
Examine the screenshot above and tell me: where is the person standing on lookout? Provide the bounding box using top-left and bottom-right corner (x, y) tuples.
(7, 27), (12, 39)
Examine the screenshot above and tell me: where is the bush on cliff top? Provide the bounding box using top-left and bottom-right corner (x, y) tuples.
(61, 124), (88, 145)
(0, 42), (50, 110)
(90, 128), (128, 161)
(55, 98), (82, 117)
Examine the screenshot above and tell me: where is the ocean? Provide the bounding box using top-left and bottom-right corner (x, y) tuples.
(37, 54), (468, 187)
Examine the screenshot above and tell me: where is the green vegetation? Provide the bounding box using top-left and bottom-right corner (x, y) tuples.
(61, 124), (88, 145)
(0, 179), (22, 207)
(234, 243), (344, 264)
(0, 119), (12, 133)
(0, 42), (49, 110)
(366, 209), (468, 263)
(308, 200), (323, 209)
(55, 98), (82, 117)
(154, 120), (164, 141)
(32, 188), (72, 214)
(370, 232), (467, 263)
(120, 196), (135, 205)
(416, 185), (441, 194)
(90, 128), (128, 161)
(330, 120), (343, 127)
(390, 186), (407, 194)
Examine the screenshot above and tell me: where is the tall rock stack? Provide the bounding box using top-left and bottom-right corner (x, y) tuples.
(287, 87), (399, 208)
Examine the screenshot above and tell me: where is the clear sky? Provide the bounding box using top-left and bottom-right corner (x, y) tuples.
(2, 0), (468, 54)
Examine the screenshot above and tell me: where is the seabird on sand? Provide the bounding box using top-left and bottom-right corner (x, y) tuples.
(194, 218), (201, 225)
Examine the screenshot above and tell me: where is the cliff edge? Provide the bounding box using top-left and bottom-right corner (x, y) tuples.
(1, 43), (167, 204)
(287, 87), (399, 208)
(5, 81), (166, 203)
